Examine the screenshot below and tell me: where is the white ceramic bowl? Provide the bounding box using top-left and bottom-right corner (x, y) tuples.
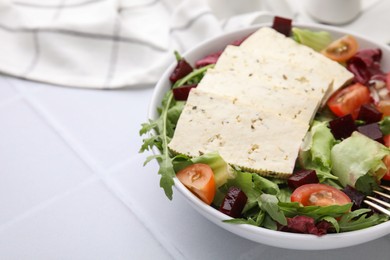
(148, 23), (390, 250)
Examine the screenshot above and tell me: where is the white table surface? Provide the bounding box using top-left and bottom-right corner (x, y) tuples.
(1, 1), (390, 259)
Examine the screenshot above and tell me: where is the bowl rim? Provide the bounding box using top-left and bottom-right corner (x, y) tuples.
(147, 22), (390, 250)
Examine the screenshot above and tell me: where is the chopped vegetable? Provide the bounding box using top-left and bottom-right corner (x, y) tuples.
(290, 184), (351, 207)
(272, 16), (292, 37)
(176, 163), (216, 205)
(169, 51), (193, 83)
(219, 187), (248, 218)
(292, 27), (332, 52)
(172, 83), (197, 101)
(342, 185), (366, 210)
(279, 215), (331, 236)
(321, 35), (358, 62)
(357, 122), (384, 143)
(357, 104), (383, 123)
(327, 83), (371, 119)
(331, 132), (389, 188)
(288, 169), (319, 189)
(299, 121), (337, 182)
(329, 114), (356, 140)
(347, 48), (384, 85)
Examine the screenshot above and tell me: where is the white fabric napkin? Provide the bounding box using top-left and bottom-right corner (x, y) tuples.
(0, 0), (282, 89)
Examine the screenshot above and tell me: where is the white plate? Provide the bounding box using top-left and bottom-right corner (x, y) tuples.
(148, 22), (390, 250)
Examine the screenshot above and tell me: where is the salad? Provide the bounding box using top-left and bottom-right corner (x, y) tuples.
(140, 17), (390, 236)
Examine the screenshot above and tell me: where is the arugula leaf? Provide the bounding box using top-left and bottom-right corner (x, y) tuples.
(259, 194), (287, 225)
(338, 209), (389, 232)
(379, 116), (390, 135)
(321, 216), (340, 233)
(279, 202), (352, 221)
(139, 64), (214, 199)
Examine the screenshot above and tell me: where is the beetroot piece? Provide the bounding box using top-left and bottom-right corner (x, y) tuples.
(288, 169), (319, 189)
(347, 48), (384, 85)
(279, 216), (331, 236)
(342, 185), (366, 210)
(195, 51), (223, 68)
(357, 122), (384, 143)
(169, 57), (193, 84)
(329, 114), (357, 140)
(172, 84), (197, 101)
(219, 187), (248, 218)
(195, 34), (250, 68)
(272, 16), (292, 37)
(357, 104), (383, 124)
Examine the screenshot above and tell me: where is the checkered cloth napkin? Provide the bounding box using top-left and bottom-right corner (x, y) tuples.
(0, 0), (275, 89)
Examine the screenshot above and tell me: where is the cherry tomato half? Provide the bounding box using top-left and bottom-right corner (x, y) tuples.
(291, 184), (351, 207)
(382, 155), (390, 181)
(377, 99), (390, 117)
(176, 163), (216, 205)
(321, 35), (359, 63)
(327, 83), (371, 119)
(381, 135), (390, 181)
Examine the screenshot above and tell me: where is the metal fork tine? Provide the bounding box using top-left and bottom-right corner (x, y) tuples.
(374, 190), (390, 200)
(364, 199), (390, 216)
(366, 196), (390, 208)
(362, 185), (390, 217)
(380, 185), (390, 192)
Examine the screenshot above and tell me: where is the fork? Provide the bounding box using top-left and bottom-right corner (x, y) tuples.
(364, 185), (390, 216)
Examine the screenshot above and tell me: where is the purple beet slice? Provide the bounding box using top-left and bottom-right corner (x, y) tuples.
(357, 104), (383, 124)
(172, 83), (197, 101)
(342, 185), (365, 210)
(272, 16), (292, 37)
(357, 122), (384, 143)
(169, 54), (193, 84)
(329, 114), (357, 140)
(219, 187), (248, 218)
(288, 169), (319, 189)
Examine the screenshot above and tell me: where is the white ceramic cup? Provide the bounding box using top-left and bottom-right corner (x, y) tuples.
(304, 0), (362, 25)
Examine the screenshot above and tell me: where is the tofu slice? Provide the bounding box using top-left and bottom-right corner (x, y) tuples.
(168, 89), (309, 177)
(197, 68), (321, 122)
(239, 27), (353, 98)
(213, 45), (333, 104)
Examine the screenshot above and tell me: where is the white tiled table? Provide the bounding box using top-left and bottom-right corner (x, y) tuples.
(1, 1), (390, 259)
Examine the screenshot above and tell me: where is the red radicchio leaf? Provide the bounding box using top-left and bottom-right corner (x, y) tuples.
(347, 48), (384, 85)
(279, 215), (331, 236)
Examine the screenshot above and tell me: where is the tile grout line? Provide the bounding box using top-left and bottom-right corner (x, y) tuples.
(0, 176), (99, 232)
(102, 177), (187, 260)
(5, 78), (183, 259)
(6, 78), (105, 174)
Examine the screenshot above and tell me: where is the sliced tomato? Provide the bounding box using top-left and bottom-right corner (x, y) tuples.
(387, 71), (390, 91)
(377, 99), (390, 117)
(381, 135), (390, 181)
(291, 184), (351, 207)
(327, 83), (371, 119)
(176, 163), (216, 205)
(321, 35), (359, 62)
(382, 155), (390, 181)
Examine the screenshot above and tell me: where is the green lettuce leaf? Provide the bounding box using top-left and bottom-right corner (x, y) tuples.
(331, 131), (390, 189)
(299, 121), (338, 182)
(292, 27), (332, 52)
